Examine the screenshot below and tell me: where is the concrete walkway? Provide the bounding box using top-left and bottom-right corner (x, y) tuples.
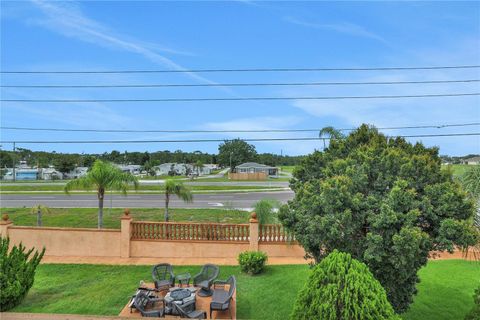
(41, 255), (309, 265)
(38, 249), (471, 266)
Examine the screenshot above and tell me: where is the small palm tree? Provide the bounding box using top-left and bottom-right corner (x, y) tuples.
(31, 204), (51, 227)
(319, 126), (344, 149)
(164, 179), (193, 221)
(64, 160), (139, 228)
(460, 165), (480, 260)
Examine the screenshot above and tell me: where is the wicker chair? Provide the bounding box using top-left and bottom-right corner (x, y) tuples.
(133, 291), (165, 317)
(193, 264), (219, 297)
(173, 301), (207, 319)
(152, 263), (175, 290)
(210, 276), (236, 319)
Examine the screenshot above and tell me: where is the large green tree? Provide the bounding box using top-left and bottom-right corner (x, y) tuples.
(218, 139), (257, 172)
(279, 125), (476, 313)
(64, 160), (138, 228)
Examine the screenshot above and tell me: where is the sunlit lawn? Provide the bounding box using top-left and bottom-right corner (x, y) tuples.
(11, 260), (479, 320)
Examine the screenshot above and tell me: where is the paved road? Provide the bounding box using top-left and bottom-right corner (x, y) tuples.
(0, 191), (294, 209)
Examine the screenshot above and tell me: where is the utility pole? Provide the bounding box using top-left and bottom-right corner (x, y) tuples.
(12, 142), (16, 182)
(229, 151), (233, 172)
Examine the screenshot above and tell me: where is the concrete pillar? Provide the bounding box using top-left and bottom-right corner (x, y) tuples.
(0, 214), (13, 237)
(249, 212), (259, 251)
(120, 208), (132, 258)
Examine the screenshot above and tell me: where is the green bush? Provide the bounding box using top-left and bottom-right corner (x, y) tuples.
(238, 251), (268, 275)
(291, 250), (399, 320)
(465, 284), (480, 320)
(0, 236), (45, 311)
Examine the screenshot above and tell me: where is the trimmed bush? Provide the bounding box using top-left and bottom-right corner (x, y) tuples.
(0, 236), (45, 311)
(238, 251), (268, 275)
(291, 250), (399, 320)
(465, 285), (480, 320)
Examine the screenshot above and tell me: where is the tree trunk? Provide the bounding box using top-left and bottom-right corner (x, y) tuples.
(37, 208), (42, 227)
(98, 190), (104, 229)
(165, 191), (170, 222)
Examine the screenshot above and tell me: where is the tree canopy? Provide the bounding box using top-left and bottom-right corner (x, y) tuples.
(279, 124), (476, 313)
(218, 139), (258, 171)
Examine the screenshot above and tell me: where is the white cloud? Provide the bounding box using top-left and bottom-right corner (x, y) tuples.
(284, 16), (387, 43)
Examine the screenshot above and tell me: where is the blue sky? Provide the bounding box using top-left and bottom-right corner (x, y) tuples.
(1, 1), (479, 156)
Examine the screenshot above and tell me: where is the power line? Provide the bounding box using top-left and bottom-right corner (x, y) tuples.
(2, 133), (479, 144)
(1, 122), (479, 133)
(2, 65), (480, 74)
(2, 79), (479, 88)
(2, 93), (479, 103)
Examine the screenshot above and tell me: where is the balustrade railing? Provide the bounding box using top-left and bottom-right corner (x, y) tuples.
(259, 224), (295, 243)
(131, 221), (250, 242)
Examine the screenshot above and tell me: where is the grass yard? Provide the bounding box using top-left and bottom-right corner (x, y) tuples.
(1, 207), (251, 228)
(441, 164), (471, 178)
(11, 260), (478, 319)
(280, 166), (296, 173)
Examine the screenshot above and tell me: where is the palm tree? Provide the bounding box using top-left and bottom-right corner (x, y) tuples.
(64, 160), (139, 228)
(31, 204), (51, 227)
(319, 126), (344, 149)
(194, 160), (204, 178)
(164, 179), (193, 221)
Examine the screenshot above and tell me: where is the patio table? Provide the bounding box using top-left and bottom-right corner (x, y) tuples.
(176, 272), (192, 287)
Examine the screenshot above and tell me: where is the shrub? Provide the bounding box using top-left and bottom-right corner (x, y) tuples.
(0, 237), (45, 311)
(465, 284), (480, 320)
(291, 250), (399, 320)
(238, 251), (268, 275)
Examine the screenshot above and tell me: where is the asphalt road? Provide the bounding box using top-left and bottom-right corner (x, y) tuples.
(0, 191), (294, 209)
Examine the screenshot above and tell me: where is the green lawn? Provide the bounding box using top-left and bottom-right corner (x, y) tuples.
(11, 260), (478, 319)
(1, 207), (251, 228)
(280, 166), (296, 173)
(441, 164), (471, 178)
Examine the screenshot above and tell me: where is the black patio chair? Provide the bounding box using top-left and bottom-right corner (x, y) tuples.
(172, 301), (207, 319)
(210, 275), (236, 319)
(193, 264), (219, 297)
(133, 291), (165, 318)
(152, 263), (175, 290)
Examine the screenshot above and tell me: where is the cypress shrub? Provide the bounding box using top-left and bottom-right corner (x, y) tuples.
(465, 285), (480, 320)
(291, 250), (399, 320)
(0, 236), (45, 311)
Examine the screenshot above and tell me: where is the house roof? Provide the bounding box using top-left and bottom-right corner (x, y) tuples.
(236, 162), (277, 169)
(466, 156), (480, 162)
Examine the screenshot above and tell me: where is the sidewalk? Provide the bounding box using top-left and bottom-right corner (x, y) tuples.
(40, 255), (310, 265)
(39, 250), (471, 266)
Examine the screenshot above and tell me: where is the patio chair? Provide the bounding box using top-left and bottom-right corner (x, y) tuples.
(133, 291), (165, 317)
(193, 264), (219, 297)
(172, 301), (207, 319)
(152, 263), (175, 290)
(210, 275), (236, 319)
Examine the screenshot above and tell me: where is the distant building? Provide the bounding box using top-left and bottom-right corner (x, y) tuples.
(66, 167), (89, 179)
(40, 167), (63, 180)
(235, 162), (279, 177)
(465, 156), (480, 165)
(154, 163), (211, 176)
(117, 164), (142, 175)
(2, 168), (39, 180)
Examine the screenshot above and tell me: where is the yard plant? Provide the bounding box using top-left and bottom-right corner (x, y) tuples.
(291, 250), (399, 320)
(238, 251), (268, 275)
(0, 237), (45, 311)
(64, 160), (139, 228)
(465, 284), (480, 320)
(279, 124), (476, 313)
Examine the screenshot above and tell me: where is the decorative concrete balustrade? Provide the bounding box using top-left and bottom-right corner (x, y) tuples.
(1, 209), (305, 261)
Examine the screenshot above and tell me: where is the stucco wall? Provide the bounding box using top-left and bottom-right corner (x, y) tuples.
(131, 240), (250, 258)
(259, 243), (306, 258)
(8, 226), (121, 257)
